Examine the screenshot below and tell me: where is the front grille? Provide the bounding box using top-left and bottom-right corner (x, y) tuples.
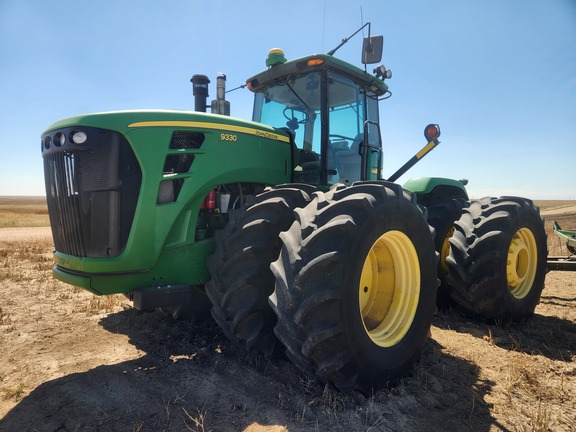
(42, 127), (141, 258)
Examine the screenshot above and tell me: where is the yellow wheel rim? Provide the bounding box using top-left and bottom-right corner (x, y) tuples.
(359, 230), (420, 347)
(440, 226), (455, 275)
(507, 227), (538, 299)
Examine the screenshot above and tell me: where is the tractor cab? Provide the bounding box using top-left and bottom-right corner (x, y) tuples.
(246, 44), (390, 187)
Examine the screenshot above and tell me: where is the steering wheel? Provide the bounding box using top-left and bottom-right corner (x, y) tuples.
(284, 107), (308, 130)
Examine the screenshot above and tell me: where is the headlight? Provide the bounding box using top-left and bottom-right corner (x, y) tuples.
(54, 132), (66, 147)
(71, 130), (87, 144)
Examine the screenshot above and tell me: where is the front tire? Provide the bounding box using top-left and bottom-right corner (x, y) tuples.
(446, 197), (547, 321)
(206, 186), (311, 358)
(270, 182), (438, 393)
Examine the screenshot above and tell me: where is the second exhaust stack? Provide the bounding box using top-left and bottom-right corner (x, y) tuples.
(211, 74), (230, 116)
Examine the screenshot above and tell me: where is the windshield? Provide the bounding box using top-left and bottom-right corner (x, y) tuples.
(252, 70), (381, 185)
(252, 72), (321, 154)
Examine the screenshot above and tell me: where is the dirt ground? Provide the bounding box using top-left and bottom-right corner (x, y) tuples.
(0, 209), (575, 431)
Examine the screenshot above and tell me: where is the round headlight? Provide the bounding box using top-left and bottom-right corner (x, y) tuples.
(71, 131), (87, 144)
(43, 135), (52, 150)
(54, 132), (65, 147)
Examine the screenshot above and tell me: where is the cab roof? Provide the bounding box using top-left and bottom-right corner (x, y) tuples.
(246, 54), (388, 97)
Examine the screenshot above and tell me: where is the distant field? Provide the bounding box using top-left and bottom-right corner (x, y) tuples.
(1, 196), (575, 227)
(534, 200), (576, 211)
(0, 196), (49, 228)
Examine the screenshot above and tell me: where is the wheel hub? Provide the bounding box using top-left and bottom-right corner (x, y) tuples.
(359, 230), (420, 347)
(441, 226), (456, 275)
(507, 227), (538, 299)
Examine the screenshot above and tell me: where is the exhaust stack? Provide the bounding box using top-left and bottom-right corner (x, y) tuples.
(211, 74), (230, 116)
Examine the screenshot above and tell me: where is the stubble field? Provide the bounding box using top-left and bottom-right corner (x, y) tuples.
(0, 197), (574, 431)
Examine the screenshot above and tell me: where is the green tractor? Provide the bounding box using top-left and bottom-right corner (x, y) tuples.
(41, 25), (547, 393)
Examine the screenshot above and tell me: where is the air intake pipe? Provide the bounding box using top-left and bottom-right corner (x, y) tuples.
(191, 74), (210, 112)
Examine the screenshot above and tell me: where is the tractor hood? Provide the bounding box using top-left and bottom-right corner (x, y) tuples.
(42, 109), (287, 141)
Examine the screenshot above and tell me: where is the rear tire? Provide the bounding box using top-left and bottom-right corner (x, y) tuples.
(270, 182), (438, 393)
(425, 198), (468, 305)
(446, 197), (547, 321)
(206, 186), (311, 358)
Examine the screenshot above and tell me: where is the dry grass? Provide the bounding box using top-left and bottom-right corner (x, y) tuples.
(2, 384), (26, 401)
(0, 236), (124, 317)
(76, 294), (126, 315)
(0, 197), (49, 228)
(0, 307), (12, 325)
(0, 238), (54, 282)
(183, 407), (209, 432)
(534, 200), (576, 211)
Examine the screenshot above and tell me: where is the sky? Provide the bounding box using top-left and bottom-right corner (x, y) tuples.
(0, 0), (575, 199)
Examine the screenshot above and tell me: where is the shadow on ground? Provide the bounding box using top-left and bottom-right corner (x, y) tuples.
(1, 308), (497, 432)
(436, 300), (576, 363)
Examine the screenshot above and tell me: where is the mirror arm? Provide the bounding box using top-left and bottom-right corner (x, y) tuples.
(327, 22), (371, 57)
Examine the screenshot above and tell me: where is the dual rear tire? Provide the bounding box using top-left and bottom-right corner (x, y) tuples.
(446, 197), (547, 321)
(206, 185), (547, 393)
(207, 182), (438, 393)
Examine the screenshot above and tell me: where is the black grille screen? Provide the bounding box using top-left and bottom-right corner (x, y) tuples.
(43, 128), (141, 258)
(170, 131), (204, 149)
(163, 154), (195, 174)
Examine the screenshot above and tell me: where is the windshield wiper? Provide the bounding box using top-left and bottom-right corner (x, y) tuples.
(285, 79), (311, 111)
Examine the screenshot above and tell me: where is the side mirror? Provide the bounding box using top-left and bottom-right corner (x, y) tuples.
(362, 35), (383, 64)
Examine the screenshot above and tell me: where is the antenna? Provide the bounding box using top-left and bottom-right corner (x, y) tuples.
(327, 22), (371, 56)
(322, 0), (327, 52)
(360, 7), (365, 70)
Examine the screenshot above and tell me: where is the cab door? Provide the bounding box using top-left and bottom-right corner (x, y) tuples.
(326, 72), (382, 185)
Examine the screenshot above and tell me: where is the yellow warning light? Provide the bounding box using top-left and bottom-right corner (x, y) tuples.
(307, 58), (325, 67)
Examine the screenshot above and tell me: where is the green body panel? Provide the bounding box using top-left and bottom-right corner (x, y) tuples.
(403, 177), (469, 200)
(45, 110), (292, 295)
(54, 239), (215, 295)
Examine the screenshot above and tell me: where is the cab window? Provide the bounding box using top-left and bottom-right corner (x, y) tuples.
(253, 72), (322, 184)
(327, 72), (364, 185)
(252, 70), (381, 185)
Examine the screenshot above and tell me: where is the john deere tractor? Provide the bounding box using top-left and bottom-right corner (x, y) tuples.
(41, 25), (547, 393)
